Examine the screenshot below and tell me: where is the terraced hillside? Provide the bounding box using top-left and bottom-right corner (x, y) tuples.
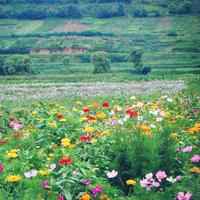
(0, 15), (200, 82)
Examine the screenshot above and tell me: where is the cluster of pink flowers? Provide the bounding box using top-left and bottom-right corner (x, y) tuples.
(0, 163), (4, 173)
(140, 172), (162, 191)
(176, 192), (192, 200)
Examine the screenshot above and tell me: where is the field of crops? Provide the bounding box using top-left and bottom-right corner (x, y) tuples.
(0, 15), (200, 83)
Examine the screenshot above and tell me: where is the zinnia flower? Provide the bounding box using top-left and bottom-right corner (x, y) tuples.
(6, 175), (22, 183)
(102, 101), (109, 108)
(176, 192), (192, 200)
(59, 156), (73, 166)
(80, 193), (90, 200)
(126, 179), (137, 186)
(80, 135), (92, 143)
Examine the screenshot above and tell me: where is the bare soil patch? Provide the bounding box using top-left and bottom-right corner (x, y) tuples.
(0, 81), (186, 102)
(53, 22), (89, 32)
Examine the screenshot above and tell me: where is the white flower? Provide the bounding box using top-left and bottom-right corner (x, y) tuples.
(166, 176), (176, 183)
(106, 170), (118, 178)
(24, 169), (37, 178)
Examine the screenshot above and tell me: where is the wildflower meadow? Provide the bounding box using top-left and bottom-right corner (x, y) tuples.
(0, 88), (199, 200)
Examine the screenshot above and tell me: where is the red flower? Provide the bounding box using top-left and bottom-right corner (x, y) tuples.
(126, 108), (138, 118)
(0, 163), (4, 173)
(59, 156), (73, 166)
(80, 135), (92, 143)
(83, 106), (90, 113)
(102, 101), (109, 108)
(56, 113), (64, 120)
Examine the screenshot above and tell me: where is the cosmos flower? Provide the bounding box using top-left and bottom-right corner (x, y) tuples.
(91, 185), (103, 197)
(155, 170), (167, 182)
(42, 180), (50, 189)
(176, 192), (192, 200)
(24, 169), (38, 178)
(9, 119), (23, 131)
(106, 170), (118, 179)
(191, 154), (200, 163)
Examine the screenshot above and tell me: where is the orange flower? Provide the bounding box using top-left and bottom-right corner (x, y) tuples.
(80, 193), (90, 200)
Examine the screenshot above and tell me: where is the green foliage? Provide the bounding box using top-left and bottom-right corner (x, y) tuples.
(129, 49), (143, 73)
(92, 51), (111, 73)
(169, 0), (193, 14)
(0, 55), (32, 75)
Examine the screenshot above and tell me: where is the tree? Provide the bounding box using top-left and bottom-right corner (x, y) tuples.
(92, 51), (111, 73)
(129, 49), (144, 73)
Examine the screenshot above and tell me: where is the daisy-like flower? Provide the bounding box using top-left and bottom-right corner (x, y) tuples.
(155, 170), (167, 182)
(176, 192), (192, 200)
(106, 170), (118, 179)
(24, 169), (37, 178)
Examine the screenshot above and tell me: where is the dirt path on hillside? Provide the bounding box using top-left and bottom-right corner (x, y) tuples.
(0, 80), (185, 102)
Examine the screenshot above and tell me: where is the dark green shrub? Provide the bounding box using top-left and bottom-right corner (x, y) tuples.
(129, 48), (143, 73)
(0, 55), (32, 75)
(92, 51), (111, 73)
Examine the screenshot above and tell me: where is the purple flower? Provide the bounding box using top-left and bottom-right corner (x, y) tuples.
(176, 192), (192, 200)
(57, 194), (65, 200)
(155, 170), (167, 182)
(191, 154), (200, 163)
(91, 185), (103, 197)
(81, 179), (91, 186)
(42, 180), (50, 189)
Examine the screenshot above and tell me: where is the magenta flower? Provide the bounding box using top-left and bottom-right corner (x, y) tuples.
(57, 194), (65, 200)
(91, 185), (103, 197)
(0, 163), (4, 173)
(191, 154), (200, 163)
(176, 192), (192, 200)
(42, 180), (50, 189)
(155, 170), (167, 182)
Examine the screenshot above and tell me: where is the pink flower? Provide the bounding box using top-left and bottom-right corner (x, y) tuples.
(9, 120), (23, 131)
(42, 180), (50, 189)
(191, 154), (200, 163)
(175, 176), (182, 182)
(176, 192), (192, 200)
(81, 179), (91, 186)
(106, 170), (118, 178)
(140, 173), (155, 191)
(181, 146), (193, 153)
(0, 163), (4, 173)
(91, 185), (103, 197)
(57, 194), (65, 200)
(155, 170), (167, 182)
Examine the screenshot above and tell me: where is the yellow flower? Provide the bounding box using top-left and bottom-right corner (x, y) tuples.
(6, 175), (22, 183)
(80, 193), (90, 200)
(6, 149), (19, 159)
(170, 133), (179, 141)
(61, 138), (71, 147)
(190, 167), (200, 174)
(39, 169), (49, 176)
(96, 112), (106, 120)
(138, 124), (152, 137)
(126, 179), (137, 186)
(84, 126), (94, 133)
